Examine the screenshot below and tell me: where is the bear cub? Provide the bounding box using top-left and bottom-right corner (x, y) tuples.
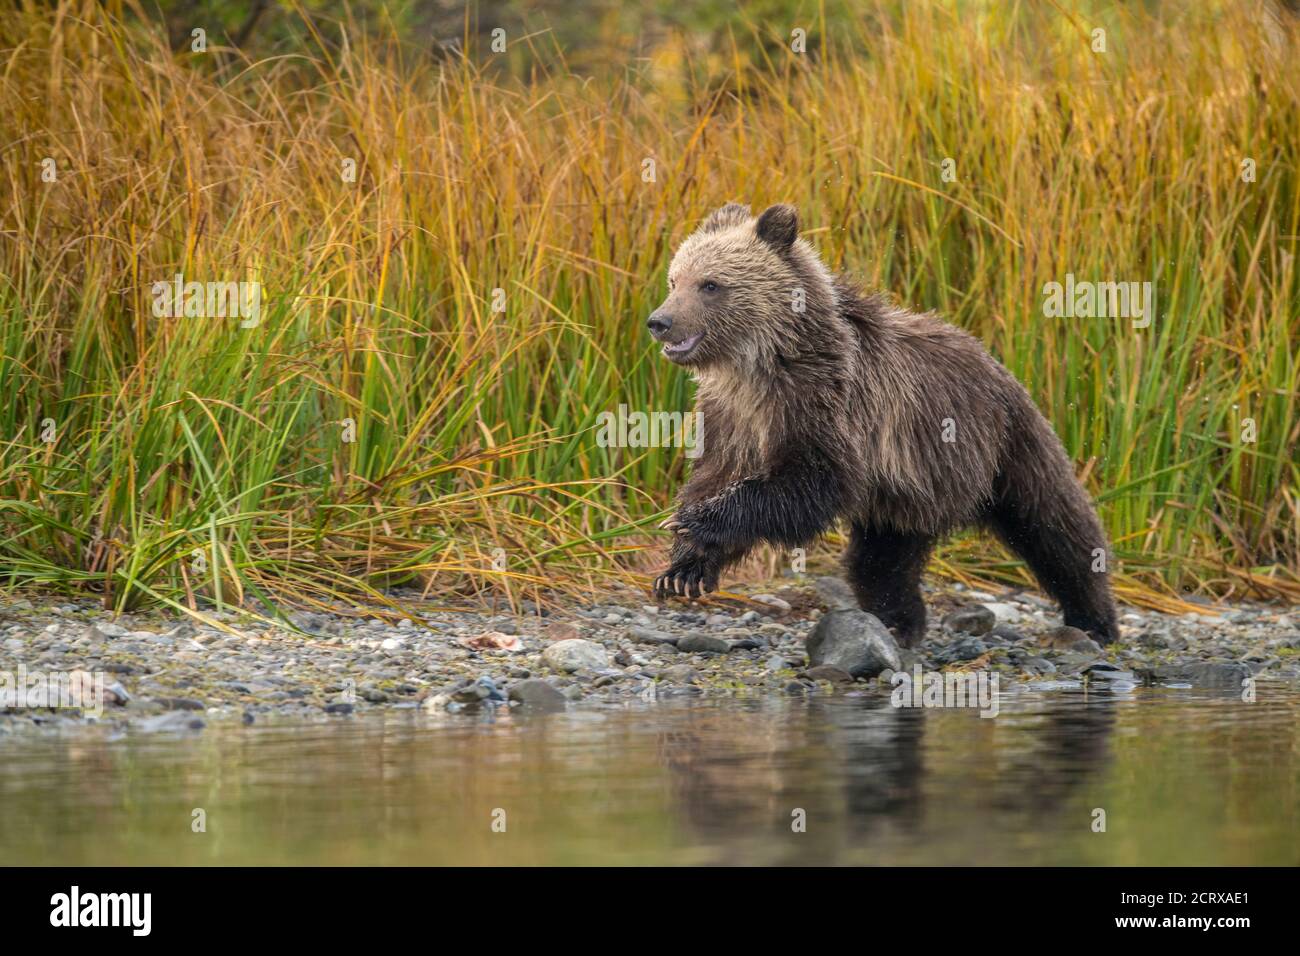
(649, 202), (1118, 646)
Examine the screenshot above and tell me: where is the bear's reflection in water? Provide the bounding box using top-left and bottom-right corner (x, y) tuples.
(653, 693), (1116, 863)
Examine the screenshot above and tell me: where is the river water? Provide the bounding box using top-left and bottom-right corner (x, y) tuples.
(2, 686), (1297, 865)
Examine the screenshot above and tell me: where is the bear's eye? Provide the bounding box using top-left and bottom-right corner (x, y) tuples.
(700, 280), (720, 293)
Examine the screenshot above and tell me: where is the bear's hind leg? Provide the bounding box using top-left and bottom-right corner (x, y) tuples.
(986, 494), (1119, 643)
(844, 523), (934, 648)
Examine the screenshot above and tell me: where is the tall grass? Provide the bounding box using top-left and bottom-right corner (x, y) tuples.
(1, 0), (1297, 617)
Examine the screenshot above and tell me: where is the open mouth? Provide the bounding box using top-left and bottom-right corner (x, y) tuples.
(662, 332), (703, 359)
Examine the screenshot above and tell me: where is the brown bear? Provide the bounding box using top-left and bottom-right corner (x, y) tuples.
(648, 202), (1118, 646)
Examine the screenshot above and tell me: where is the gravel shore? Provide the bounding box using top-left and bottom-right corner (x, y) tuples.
(3, 576), (1298, 735)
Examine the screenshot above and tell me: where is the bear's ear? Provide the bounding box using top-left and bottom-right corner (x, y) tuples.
(699, 202), (751, 234)
(755, 204), (799, 251)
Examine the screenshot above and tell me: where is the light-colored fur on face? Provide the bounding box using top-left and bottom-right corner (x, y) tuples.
(650, 203), (849, 477)
(656, 203), (839, 376)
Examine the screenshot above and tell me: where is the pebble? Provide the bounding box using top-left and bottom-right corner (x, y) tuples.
(1039, 626), (1104, 654)
(661, 664), (697, 684)
(751, 594), (792, 614)
(942, 607), (996, 636)
(935, 636), (988, 664)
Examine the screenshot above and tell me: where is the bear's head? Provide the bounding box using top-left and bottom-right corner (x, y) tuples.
(647, 202), (837, 373)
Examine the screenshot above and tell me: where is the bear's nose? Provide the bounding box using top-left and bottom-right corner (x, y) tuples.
(647, 312), (673, 338)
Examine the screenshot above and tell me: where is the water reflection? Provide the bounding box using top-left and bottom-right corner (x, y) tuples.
(1, 687), (1296, 865)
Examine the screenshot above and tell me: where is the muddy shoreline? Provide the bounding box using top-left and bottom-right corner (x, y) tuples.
(2, 576), (1298, 735)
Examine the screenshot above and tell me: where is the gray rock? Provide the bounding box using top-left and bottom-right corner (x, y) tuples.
(936, 635), (988, 664)
(626, 627), (679, 647)
(677, 634), (729, 654)
(507, 679), (567, 713)
(1023, 656), (1057, 675)
(661, 664), (698, 684)
(1040, 626), (1103, 654)
(542, 639), (609, 673)
(942, 607), (995, 636)
(805, 610), (901, 678)
(1139, 627), (1174, 650)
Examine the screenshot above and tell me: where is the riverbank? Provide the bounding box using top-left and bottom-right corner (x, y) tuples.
(2, 577), (1298, 735)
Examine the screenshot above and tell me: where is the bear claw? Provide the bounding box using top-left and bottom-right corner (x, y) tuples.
(652, 568), (715, 600)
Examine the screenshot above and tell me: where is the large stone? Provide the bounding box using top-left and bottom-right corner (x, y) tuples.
(542, 638), (609, 673)
(805, 610), (901, 678)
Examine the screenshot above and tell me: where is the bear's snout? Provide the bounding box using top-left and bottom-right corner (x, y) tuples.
(646, 311), (674, 339)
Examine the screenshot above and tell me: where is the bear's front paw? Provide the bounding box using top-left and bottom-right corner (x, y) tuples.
(652, 554), (720, 600)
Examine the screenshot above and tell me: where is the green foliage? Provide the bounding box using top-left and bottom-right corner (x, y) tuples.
(1, 0), (1297, 612)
